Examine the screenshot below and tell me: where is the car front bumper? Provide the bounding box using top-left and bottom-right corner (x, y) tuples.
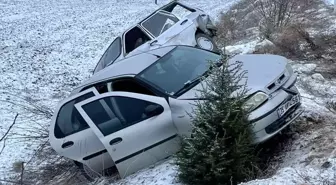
(252, 102), (303, 144)
(249, 77), (303, 144)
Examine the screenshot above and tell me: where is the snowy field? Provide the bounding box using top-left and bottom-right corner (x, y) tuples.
(0, 0), (237, 181)
(1, 0), (336, 184)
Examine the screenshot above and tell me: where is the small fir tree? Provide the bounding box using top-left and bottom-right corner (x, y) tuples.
(175, 54), (259, 185)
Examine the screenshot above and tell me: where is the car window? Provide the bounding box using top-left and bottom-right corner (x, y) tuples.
(124, 26), (151, 54)
(82, 96), (159, 136)
(137, 46), (221, 96)
(141, 11), (179, 37)
(94, 37), (122, 73)
(54, 92), (95, 138)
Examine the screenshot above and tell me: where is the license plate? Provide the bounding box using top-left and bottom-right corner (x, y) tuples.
(277, 94), (300, 118)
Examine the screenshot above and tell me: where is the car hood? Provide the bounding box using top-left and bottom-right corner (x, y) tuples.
(177, 54), (288, 100)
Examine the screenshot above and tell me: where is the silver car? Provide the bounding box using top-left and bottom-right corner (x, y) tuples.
(49, 45), (303, 180)
(93, 0), (218, 74)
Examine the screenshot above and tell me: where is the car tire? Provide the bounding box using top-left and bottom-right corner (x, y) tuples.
(195, 32), (219, 52)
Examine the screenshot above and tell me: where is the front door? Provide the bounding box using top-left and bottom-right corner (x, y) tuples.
(75, 92), (180, 178)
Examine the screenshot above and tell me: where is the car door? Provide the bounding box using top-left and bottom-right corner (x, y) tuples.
(140, 10), (193, 46)
(49, 87), (115, 174)
(74, 92), (180, 178)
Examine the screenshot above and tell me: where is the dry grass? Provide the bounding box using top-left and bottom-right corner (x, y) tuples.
(251, 0), (336, 61)
(326, 101), (336, 114)
(215, 0), (258, 46)
(215, 0), (335, 62)
(0, 92), (89, 185)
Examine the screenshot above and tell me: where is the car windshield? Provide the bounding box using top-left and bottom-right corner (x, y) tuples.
(141, 11), (180, 37)
(137, 46), (222, 96)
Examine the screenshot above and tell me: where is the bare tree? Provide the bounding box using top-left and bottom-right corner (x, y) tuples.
(255, 0), (296, 39)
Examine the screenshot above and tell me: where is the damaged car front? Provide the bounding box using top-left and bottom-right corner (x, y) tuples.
(137, 46), (304, 144)
(136, 0), (219, 52)
(93, 1), (220, 74)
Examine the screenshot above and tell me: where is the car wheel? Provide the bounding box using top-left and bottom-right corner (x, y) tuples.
(195, 33), (219, 52)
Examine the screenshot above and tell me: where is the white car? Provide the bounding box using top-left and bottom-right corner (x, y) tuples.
(93, 0), (219, 74)
(49, 45), (303, 181)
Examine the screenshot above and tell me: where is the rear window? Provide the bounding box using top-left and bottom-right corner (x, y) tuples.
(54, 92), (95, 138)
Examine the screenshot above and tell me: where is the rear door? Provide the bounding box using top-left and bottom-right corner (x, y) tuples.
(49, 87), (115, 173)
(75, 92), (180, 178)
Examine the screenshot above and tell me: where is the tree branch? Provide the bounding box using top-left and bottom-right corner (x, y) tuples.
(0, 113), (19, 142)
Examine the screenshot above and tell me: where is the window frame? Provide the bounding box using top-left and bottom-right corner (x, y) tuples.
(52, 87), (100, 139)
(80, 76), (168, 99)
(161, 1), (196, 13)
(122, 25), (154, 56)
(75, 92), (165, 138)
(164, 4), (193, 19)
(140, 10), (180, 38)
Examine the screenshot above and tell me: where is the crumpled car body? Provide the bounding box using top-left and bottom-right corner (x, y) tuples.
(93, 0), (218, 74)
(49, 45), (303, 181)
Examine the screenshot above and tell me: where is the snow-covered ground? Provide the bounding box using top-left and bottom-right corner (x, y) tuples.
(0, 0), (237, 181)
(1, 0), (335, 184)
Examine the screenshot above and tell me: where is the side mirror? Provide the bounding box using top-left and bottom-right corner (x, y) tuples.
(144, 104), (164, 117)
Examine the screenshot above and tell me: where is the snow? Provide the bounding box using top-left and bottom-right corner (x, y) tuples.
(241, 158), (336, 185)
(324, 0), (335, 5)
(1, 0), (335, 184)
(98, 159), (182, 185)
(224, 40), (260, 55)
(0, 0), (237, 181)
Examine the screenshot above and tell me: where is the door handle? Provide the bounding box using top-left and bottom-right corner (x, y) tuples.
(109, 137), (123, 146)
(180, 19), (188, 25)
(61, 141), (74, 149)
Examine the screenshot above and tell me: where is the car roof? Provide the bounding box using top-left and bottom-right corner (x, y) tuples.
(71, 45), (177, 94)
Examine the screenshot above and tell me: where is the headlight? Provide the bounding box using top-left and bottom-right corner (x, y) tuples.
(243, 92), (268, 112)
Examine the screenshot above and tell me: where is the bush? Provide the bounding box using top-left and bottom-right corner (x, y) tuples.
(175, 55), (259, 185)
(267, 24), (307, 59)
(255, 23), (336, 60)
(326, 101), (336, 114)
(255, 0), (296, 39)
(216, 0), (258, 46)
